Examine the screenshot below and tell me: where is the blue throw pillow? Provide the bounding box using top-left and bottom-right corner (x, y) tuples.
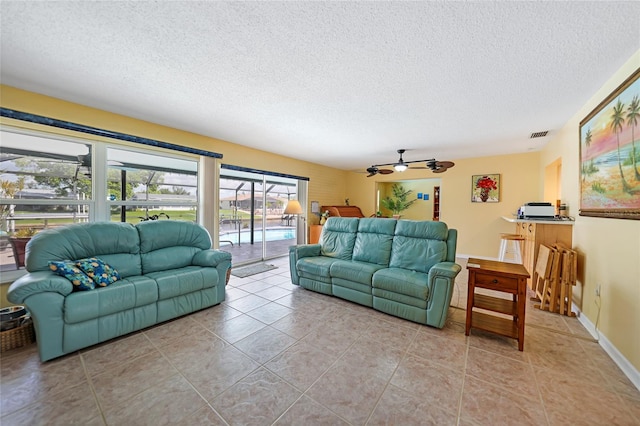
(75, 257), (121, 287)
(48, 260), (95, 291)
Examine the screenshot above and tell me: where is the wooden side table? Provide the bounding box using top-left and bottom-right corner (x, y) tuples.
(465, 258), (530, 351)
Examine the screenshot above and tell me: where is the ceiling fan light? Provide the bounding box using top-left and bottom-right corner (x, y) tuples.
(394, 164), (408, 172)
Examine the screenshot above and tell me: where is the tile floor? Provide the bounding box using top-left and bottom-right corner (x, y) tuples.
(1, 257), (639, 425)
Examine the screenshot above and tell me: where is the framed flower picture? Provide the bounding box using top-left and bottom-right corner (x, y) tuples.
(472, 174), (500, 203)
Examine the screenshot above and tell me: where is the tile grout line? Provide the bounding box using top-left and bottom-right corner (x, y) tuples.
(455, 334), (471, 425)
(79, 352), (108, 425)
(363, 326), (422, 425)
(142, 330), (231, 425)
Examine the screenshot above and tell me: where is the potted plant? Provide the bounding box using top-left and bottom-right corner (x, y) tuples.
(1, 178), (30, 268)
(380, 183), (417, 218)
(9, 227), (38, 268)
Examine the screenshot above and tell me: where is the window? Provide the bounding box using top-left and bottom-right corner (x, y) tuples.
(0, 128), (201, 271)
(0, 131), (93, 232)
(107, 147), (198, 223)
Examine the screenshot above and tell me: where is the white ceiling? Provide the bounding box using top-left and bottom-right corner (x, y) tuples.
(1, 1), (639, 172)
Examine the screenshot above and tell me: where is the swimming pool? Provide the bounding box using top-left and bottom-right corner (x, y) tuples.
(219, 227), (296, 245)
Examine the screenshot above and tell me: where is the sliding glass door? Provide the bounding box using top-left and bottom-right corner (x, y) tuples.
(219, 168), (299, 265)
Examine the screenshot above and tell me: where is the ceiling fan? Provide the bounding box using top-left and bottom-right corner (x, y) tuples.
(365, 149), (455, 177)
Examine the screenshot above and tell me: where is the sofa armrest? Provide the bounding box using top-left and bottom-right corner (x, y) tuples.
(7, 271), (74, 304)
(288, 244), (321, 285)
(291, 244), (322, 259)
(192, 249), (232, 267)
(425, 261), (462, 328)
(428, 261), (462, 280)
(193, 249), (232, 299)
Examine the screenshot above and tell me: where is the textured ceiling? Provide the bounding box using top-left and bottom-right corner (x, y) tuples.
(1, 1), (639, 171)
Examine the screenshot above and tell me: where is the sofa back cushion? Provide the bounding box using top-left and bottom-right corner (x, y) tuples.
(25, 222), (142, 277)
(389, 220), (449, 273)
(137, 220), (212, 273)
(352, 218), (396, 266)
(319, 217), (358, 260)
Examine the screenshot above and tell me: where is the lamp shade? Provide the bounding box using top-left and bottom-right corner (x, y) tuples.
(284, 200), (303, 215)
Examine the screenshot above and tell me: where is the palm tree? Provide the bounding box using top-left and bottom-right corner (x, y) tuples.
(380, 183), (416, 216)
(583, 127), (592, 182)
(610, 99), (631, 193)
(626, 94), (640, 180)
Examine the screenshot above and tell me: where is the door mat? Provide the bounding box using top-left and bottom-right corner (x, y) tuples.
(230, 263), (278, 278)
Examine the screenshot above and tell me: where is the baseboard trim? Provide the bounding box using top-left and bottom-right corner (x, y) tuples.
(573, 301), (640, 392)
(456, 253), (498, 261)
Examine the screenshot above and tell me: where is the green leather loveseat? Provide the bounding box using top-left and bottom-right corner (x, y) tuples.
(289, 217), (461, 328)
(7, 220), (231, 361)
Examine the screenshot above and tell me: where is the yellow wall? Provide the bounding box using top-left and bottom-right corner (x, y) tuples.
(346, 151), (542, 258)
(540, 51), (640, 372)
(0, 85), (349, 223)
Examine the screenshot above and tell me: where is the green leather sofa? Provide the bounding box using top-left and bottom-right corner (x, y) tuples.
(7, 220), (231, 361)
(289, 217), (461, 328)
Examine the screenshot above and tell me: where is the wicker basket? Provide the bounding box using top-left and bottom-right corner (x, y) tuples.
(1, 321), (35, 353)
(225, 267), (231, 285)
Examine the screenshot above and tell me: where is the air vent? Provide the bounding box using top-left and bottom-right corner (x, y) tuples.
(530, 131), (549, 139)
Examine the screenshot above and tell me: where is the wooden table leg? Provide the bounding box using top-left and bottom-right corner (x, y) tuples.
(465, 271), (475, 336)
(517, 277), (526, 351)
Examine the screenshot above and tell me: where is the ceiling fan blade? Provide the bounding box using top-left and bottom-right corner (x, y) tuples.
(378, 169), (394, 174)
(432, 167), (447, 173)
(366, 173), (376, 177)
(435, 161), (455, 169)
(408, 166), (429, 169)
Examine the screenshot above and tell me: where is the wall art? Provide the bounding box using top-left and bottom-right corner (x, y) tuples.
(580, 68), (640, 220)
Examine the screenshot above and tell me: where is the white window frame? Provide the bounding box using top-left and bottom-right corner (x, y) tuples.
(0, 126), (201, 224)
(103, 144), (200, 223)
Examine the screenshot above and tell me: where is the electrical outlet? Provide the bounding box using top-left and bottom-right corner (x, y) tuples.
(595, 284), (601, 297)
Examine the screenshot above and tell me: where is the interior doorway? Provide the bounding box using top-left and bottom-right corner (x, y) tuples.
(544, 157), (563, 213)
(376, 178), (442, 220)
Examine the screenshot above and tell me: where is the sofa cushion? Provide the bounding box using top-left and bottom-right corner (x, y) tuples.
(297, 256), (339, 281)
(372, 267), (430, 300)
(389, 220), (448, 273)
(137, 220), (212, 273)
(26, 222), (141, 274)
(141, 246), (203, 274)
(372, 288), (427, 309)
(330, 259), (385, 285)
(96, 253), (142, 279)
(319, 217), (359, 260)
(48, 260), (95, 291)
(146, 266), (218, 301)
(352, 218), (396, 266)
(64, 275), (158, 323)
(75, 257), (121, 287)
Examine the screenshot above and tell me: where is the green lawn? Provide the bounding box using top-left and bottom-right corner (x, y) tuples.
(7, 208), (275, 230)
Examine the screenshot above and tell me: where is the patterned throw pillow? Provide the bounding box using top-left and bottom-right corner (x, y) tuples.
(48, 260), (95, 291)
(75, 257), (121, 287)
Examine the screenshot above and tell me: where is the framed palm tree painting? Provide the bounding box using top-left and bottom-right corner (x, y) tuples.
(579, 67), (640, 220)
